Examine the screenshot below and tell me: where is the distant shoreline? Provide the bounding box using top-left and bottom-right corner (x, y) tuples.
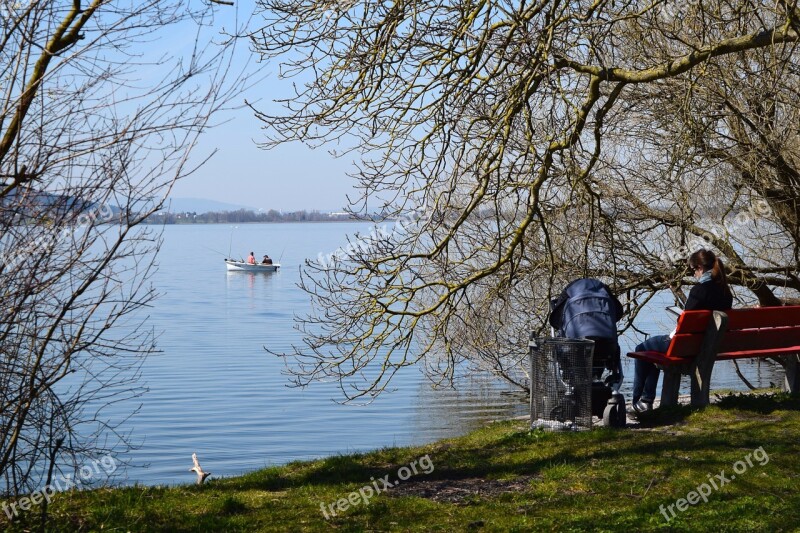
(143, 209), (395, 225)
(141, 218), (373, 225)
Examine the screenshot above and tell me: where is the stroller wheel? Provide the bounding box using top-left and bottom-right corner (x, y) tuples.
(614, 397), (627, 427)
(603, 396), (627, 428)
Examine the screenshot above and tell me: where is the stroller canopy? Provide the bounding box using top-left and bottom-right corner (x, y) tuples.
(549, 278), (623, 340)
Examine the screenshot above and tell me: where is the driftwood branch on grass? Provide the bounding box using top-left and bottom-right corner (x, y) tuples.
(190, 453), (211, 485)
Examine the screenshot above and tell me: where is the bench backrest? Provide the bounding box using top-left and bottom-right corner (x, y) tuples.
(666, 306), (800, 359)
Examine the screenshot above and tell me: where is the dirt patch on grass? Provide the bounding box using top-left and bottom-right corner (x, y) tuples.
(387, 476), (535, 504)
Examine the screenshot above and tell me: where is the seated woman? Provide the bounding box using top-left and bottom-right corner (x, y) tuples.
(262, 255), (273, 265)
(631, 249), (733, 412)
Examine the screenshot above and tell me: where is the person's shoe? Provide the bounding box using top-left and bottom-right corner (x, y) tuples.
(631, 399), (653, 414)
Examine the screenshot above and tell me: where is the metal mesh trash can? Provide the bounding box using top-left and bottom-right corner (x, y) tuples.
(529, 337), (595, 431)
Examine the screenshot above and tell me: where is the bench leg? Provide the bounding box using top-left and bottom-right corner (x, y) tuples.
(661, 369), (681, 407)
(690, 359), (714, 407)
(690, 310), (726, 408)
(783, 354), (800, 395)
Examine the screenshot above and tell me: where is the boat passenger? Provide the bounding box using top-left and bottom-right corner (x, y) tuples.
(262, 255), (273, 265)
(247, 252), (256, 265)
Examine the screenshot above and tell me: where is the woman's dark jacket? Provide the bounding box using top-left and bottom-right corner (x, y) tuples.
(685, 280), (733, 311)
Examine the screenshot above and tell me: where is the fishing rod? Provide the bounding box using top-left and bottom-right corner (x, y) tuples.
(228, 226), (237, 258)
(200, 244), (229, 258)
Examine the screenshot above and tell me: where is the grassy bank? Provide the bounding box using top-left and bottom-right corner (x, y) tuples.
(4, 392), (800, 532)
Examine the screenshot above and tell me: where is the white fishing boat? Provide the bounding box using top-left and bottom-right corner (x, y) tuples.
(224, 259), (280, 272)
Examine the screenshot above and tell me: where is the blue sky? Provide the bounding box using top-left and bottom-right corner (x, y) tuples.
(167, 3), (357, 212)
(171, 105), (356, 212)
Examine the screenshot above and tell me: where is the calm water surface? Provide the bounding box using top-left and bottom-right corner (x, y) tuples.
(110, 222), (781, 485)
(116, 222), (526, 485)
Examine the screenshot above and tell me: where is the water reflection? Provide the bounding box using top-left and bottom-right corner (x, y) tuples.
(410, 371), (528, 443)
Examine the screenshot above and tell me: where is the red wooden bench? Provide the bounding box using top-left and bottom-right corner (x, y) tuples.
(626, 306), (800, 407)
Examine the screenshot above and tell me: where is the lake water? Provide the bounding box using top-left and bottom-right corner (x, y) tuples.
(107, 222), (782, 486)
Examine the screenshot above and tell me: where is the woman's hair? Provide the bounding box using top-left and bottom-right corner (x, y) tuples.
(688, 249), (731, 294)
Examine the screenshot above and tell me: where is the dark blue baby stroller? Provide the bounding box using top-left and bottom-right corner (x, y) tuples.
(549, 278), (627, 427)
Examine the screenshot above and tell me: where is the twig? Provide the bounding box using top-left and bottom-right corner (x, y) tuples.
(39, 437), (64, 532)
(642, 477), (656, 498)
(732, 360), (757, 390)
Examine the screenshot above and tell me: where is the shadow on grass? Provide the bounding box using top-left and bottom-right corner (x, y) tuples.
(633, 403), (694, 427)
(633, 391), (800, 428)
(713, 391), (800, 413)
(212, 393), (800, 499)
(227, 425), (786, 497)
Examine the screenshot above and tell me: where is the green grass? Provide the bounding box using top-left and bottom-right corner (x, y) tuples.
(4, 392), (800, 532)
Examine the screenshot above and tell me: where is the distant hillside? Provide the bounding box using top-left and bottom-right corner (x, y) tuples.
(164, 197), (257, 214)
(1, 186), (123, 220)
